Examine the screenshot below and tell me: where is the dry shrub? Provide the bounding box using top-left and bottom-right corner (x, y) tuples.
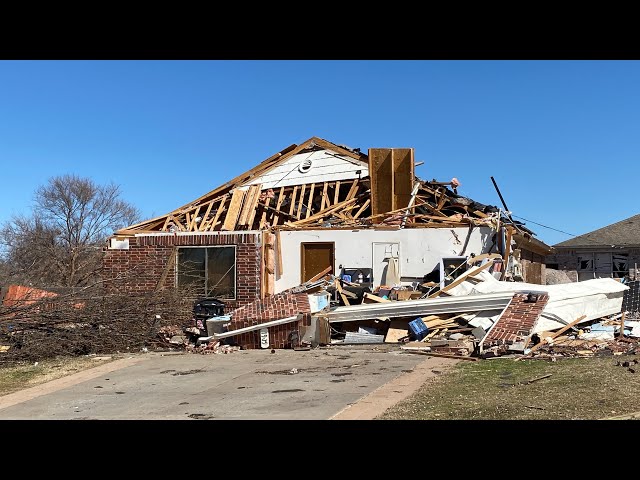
(0, 286), (198, 365)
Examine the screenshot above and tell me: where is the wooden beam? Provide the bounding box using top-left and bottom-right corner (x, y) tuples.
(335, 279), (351, 306)
(305, 183), (315, 219)
(246, 184), (262, 229)
(345, 178), (359, 200)
(285, 195), (360, 226)
(169, 215), (186, 231)
(308, 265), (332, 282)
(275, 228), (283, 277)
(259, 196), (271, 229)
(620, 312), (626, 338)
(428, 261), (494, 298)
(288, 185), (298, 217)
(222, 189), (245, 231)
(271, 186), (286, 226)
(238, 186), (257, 227)
(320, 181), (329, 211)
(333, 180), (341, 205)
(363, 292), (390, 303)
(198, 200), (215, 231)
(352, 199), (371, 220)
(188, 206), (201, 231)
(297, 184), (306, 220)
(527, 315), (587, 354)
(207, 195), (227, 231)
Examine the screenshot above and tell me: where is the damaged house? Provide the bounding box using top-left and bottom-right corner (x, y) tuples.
(103, 137), (553, 349)
(546, 214), (640, 282)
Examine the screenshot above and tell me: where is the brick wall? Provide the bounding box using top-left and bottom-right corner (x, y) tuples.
(482, 292), (549, 348)
(102, 233), (262, 311)
(226, 291), (312, 349)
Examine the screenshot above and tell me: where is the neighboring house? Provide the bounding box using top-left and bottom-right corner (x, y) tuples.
(103, 136), (552, 312)
(546, 214), (640, 281)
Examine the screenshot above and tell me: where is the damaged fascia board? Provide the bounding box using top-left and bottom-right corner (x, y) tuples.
(323, 292), (514, 323)
(202, 316), (299, 342)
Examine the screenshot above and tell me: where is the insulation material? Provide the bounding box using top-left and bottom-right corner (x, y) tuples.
(446, 271), (629, 333)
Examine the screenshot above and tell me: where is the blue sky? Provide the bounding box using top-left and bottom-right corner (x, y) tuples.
(0, 60), (638, 246)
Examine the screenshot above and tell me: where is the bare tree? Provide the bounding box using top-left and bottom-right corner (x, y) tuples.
(0, 174), (140, 288)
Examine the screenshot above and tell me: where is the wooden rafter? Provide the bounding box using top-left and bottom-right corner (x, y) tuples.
(296, 184), (306, 220)
(272, 186), (286, 226)
(306, 183), (315, 219)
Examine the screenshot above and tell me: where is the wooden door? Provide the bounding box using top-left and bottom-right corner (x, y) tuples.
(301, 242), (334, 283)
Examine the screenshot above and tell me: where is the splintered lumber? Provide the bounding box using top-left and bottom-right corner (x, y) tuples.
(363, 292), (391, 303)
(385, 320), (409, 343)
(198, 201), (215, 231)
(222, 189), (246, 230)
(238, 185), (260, 227)
(526, 315), (587, 354)
(245, 185), (262, 228)
(346, 178), (359, 200)
(403, 350), (478, 362)
(188, 206), (201, 231)
(308, 265), (332, 283)
(208, 195), (227, 230)
(353, 199), (371, 220)
(467, 253), (502, 265)
(428, 261), (494, 298)
(259, 196), (272, 229)
(335, 279), (351, 306)
(286, 196), (360, 227)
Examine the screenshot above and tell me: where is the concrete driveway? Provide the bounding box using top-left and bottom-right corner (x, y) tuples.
(0, 344), (458, 420)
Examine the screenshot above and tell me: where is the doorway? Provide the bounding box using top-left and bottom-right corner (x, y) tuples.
(301, 242), (335, 283)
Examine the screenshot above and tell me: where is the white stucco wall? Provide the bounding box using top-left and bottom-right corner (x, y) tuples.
(274, 226), (496, 292)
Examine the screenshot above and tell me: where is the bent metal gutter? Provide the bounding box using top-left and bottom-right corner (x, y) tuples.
(322, 291), (515, 323)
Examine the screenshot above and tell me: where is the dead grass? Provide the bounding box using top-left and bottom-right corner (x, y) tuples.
(377, 354), (640, 420)
(0, 355), (119, 397)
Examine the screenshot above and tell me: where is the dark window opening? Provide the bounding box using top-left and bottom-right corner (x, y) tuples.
(177, 246), (236, 299)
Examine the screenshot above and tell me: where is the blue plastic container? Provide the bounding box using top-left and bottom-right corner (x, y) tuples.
(408, 317), (429, 340)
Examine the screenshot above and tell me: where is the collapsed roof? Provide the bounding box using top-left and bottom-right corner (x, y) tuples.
(114, 136), (548, 251)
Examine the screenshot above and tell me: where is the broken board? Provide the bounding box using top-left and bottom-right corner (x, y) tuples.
(385, 319), (409, 343)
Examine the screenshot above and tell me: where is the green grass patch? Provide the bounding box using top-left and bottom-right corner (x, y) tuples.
(378, 355), (640, 420)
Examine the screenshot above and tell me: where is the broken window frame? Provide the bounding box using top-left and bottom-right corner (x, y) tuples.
(575, 251), (629, 280)
(176, 245), (237, 299)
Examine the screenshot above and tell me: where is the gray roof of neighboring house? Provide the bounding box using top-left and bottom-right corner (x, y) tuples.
(554, 214), (640, 248)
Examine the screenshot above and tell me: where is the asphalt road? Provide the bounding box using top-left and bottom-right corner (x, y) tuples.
(0, 344), (458, 420)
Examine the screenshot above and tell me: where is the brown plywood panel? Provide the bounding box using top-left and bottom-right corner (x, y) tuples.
(237, 185), (258, 226)
(392, 148), (414, 210)
(222, 189), (246, 230)
(368, 148), (393, 222)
